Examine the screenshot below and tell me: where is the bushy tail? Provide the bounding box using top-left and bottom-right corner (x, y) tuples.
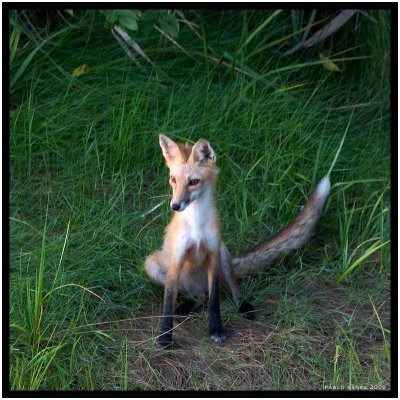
(232, 176), (330, 278)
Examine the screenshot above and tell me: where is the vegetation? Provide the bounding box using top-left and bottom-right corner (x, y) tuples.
(9, 9), (391, 391)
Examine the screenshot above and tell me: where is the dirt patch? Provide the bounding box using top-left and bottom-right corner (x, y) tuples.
(107, 277), (390, 390)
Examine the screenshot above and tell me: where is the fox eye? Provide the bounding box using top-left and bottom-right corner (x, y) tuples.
(170, 176), (176, 183)
(188, 179), (200, 186)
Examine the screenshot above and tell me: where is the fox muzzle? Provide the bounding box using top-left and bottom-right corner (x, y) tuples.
(170, 199), (190, 212)
(170, 191), (202, 212)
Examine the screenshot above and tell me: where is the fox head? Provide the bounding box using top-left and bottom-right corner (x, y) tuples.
(159, 134), (218, 212)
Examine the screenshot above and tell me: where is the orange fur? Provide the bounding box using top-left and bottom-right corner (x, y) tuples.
(145, 134), (330, 347)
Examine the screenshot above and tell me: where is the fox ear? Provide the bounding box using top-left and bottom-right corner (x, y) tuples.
(189, 139), (216, 166)
(159, 134), (184, 166)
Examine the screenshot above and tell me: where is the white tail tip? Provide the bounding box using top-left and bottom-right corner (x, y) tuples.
(316, 176), (331, 199)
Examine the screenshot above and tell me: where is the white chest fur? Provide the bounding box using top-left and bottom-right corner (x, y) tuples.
(171, 191), (219, 262)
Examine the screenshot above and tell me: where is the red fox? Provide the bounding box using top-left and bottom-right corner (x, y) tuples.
(145, 134), (330, 348)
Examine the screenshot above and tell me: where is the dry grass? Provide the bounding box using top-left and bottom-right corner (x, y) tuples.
(104, 276), (390, 391)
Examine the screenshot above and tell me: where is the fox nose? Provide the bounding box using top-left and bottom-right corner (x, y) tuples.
(171, 203), (180, 211)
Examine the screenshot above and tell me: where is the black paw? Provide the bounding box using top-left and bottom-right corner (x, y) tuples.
(239, 300), (255, 320)
(209, 326), (227, 343)
(174, 299), (203, 322)
(174, 299), (197, 317)
(158, 332), (173, 349)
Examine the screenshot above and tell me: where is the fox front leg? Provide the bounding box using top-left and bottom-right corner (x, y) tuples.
(158, 264), (182, 349)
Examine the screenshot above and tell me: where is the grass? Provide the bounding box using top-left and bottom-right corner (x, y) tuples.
(9, 9), (391, 391)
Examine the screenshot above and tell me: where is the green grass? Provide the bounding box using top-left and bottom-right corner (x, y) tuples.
(9, 9), (391, 391)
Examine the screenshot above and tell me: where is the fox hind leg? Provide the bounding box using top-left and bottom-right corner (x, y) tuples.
(220, 243), (255, 320)
(146, 252), (206, 322)
(207, 250), (227, 343)
(145, 251), (166, 287)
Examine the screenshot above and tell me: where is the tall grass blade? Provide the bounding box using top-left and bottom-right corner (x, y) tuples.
(327, 108), (355, 177)
(332, 343), (341, 385)
(10, 26), (21, 67)
(243, 9), (282, 48)
(32, 197), (49, 348)
(10, 26), (71, 90)
(338, 240), (390, 282)
(301, 10), (317, 42)
(369, 297), (391, 370)
(42, 283), (104, 302)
